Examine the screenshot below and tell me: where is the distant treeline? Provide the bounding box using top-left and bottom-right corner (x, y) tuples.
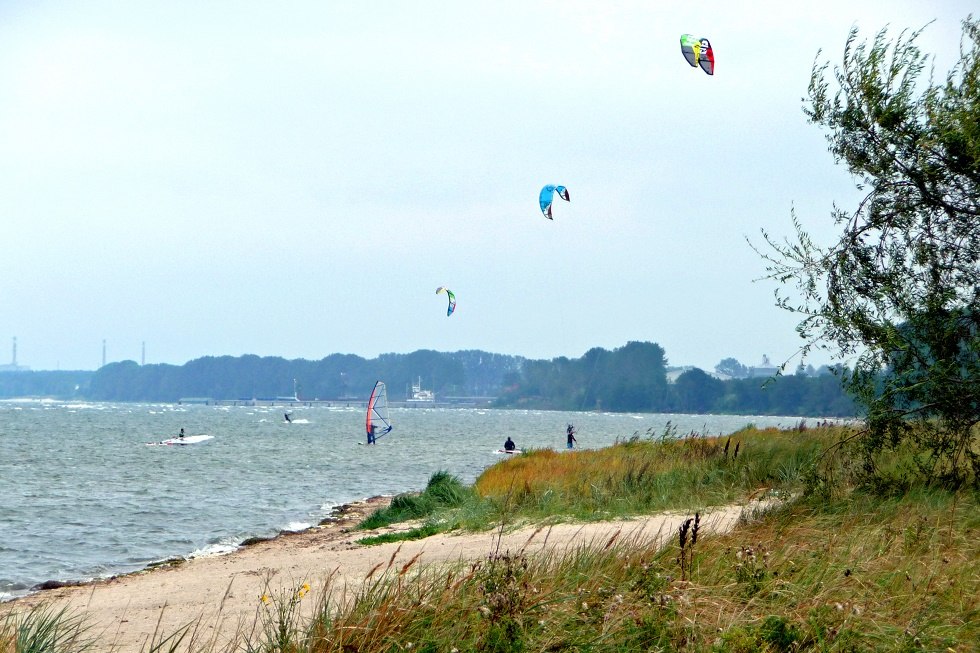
(493, 342), (855, 416)
(0, 341), (856, 416)
(84, 349), (512, 403)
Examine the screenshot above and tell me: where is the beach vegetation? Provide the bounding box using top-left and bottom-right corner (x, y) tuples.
(267, 427), (978, 652)
(0, 605), (91, 653)
(355, 522), (444, 546)
(352, 423), (833, 541)
(472, 423), (822, 522)
(243, 579), (313, 653)
(356, 471), (475, 530)
(247, 465), (978, 651)
(354, 423), (832, 545)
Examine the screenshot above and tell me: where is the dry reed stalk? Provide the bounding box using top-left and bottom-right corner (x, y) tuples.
(603, 530), (622, 551)
(520, 524), (549, 550)
(364, 562), (384, 581)
(399, 552), (424, 576)
(385, 544), (403, 571)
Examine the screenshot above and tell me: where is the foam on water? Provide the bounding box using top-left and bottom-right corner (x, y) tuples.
(189, 543), (238, 558)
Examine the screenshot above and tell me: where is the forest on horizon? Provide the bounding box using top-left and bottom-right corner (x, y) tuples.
(0, 341), (855, 417)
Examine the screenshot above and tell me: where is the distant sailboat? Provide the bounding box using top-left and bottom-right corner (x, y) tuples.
(365, 381), (393, 444)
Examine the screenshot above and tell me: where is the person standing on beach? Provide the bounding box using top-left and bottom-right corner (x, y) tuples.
(566, 424), (577, 449)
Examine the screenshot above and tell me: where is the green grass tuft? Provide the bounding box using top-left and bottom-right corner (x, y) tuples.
(355, 522), (445, 545)
(0, 604), (92, 653)
(357, 470), (475, 531)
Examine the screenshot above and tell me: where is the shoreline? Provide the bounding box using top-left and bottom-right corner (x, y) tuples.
(2, 495), (395, 603)
(1, 405), (829, 607)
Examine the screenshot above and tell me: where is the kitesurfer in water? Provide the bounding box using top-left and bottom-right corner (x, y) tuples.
(368, 424), (377, 445)
(504, 436), (516, 452)
(284, 412), (292, 423)
(566, 424), (577, 449)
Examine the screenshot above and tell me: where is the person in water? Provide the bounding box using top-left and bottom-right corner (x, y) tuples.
(504, 436), (516, 451)
(178, 428), (185, 439)
(368, 424), (376, 445)
(284, 412), (292, 423)
(566, 424), (577, 449)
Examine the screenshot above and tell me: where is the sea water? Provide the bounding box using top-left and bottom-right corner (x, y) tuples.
(0, 400), (805, 600)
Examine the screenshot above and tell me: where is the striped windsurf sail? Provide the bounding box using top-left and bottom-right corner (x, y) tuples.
(366, 381), (393, 443)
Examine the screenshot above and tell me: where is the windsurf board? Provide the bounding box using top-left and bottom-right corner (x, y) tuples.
(146, 434), (213, 446)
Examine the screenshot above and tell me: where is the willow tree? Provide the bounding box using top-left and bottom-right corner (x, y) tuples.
(758, 17), (980, 488)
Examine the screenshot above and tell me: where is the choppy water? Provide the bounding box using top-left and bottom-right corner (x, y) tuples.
(0, 400), (805, 599)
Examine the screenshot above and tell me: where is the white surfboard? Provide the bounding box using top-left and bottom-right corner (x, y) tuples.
(146, 434), (213, 446)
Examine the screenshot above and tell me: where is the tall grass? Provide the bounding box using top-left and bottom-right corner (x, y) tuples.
(473, 426), (835, 521)
(0, 605), (91, 653)
(355, 427), (837, 538)
(700, 489), (979, 651)
(266, 487), (979, 652)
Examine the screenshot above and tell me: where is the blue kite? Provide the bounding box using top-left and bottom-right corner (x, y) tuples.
(539, 184), (570, 220)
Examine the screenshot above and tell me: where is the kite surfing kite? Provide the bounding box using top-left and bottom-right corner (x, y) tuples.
(680, 34), (714, 75)
(436, 286), (456, 316)
(539, 184), (570, 220)
(365, 380), (392, 444)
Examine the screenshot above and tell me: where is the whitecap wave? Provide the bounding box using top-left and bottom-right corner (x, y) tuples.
(188, 543), (238, 558)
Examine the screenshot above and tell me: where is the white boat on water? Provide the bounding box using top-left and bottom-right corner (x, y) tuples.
(405, 377), (435, 405)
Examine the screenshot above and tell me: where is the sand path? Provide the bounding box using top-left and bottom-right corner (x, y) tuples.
(3, 497), (768, 652)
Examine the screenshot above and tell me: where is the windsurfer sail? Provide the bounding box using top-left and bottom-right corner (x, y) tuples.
(366, 380), (393, 444)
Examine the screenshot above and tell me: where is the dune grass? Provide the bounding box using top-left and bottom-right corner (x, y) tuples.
(473, 424), (828, 521)
(243, 487), (978, 652)
(353, 470), (484, 544)
(0, 605), (91, 653)
(283, 424), (978, 652)
(360, 424), (835, 542)
(259, 484), (977, 652)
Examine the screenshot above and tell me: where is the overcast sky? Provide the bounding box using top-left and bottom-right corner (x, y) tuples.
(0, 1), (974, 372)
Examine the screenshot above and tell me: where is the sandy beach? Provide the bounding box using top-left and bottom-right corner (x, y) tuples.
(3, 497), (769, 652)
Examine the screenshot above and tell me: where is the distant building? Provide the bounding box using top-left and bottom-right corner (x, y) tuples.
(0, 337), (29, 372)
(747, 354), (779, 378)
